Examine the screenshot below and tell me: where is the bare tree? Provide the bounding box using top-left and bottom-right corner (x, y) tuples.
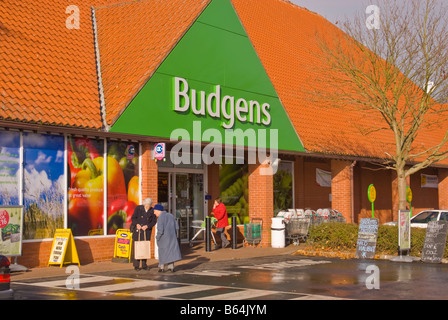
(316, 0), (448, 211)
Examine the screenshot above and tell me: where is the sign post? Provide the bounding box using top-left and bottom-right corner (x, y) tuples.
(48, 229), (80, 268)
(390, 210), (419, 262)
(367, 184), (376, 219)
(406, 186), (413, 217)
(398, 210), (411, 254)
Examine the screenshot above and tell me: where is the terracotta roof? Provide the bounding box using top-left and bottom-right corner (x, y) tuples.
(231, 0), (448, 162)
(94, 0), (210, 126)
(2, 0), (447, 164)
(0, 0), (114, 129)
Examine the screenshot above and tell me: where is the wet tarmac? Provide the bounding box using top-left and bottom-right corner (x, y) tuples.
(9, 254), (448, 301)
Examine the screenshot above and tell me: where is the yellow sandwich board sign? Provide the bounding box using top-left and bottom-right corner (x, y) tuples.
(113, 229), (133, 262)
(48, 229), (80, 268)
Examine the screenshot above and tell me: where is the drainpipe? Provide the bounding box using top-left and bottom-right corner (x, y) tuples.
(350, 161), (357, 223)
(91, 6), (110, 132)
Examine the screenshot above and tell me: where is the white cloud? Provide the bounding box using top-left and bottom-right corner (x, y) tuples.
(34, 151), (52, 165)
(55, 150), (64, 163)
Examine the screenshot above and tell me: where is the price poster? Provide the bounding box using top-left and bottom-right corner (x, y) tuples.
(0, 206), (24, 256)
(48, 229), (80, 268)
(114, 229), (132, 262)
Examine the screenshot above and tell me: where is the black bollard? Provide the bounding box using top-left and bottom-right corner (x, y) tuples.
(205, 217), (211, 252)
(232, 216), (237, 249)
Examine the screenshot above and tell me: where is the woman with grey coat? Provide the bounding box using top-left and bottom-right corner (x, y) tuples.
(153, 204), (182, 272)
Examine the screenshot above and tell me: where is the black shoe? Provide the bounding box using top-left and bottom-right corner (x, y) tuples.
(158, 269), (165, 273)
(168, 268), (175, 273)
(142, 266), (150, 271)
(134, 267), (141, 271)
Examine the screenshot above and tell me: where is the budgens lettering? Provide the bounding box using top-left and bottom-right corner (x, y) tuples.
(173, 77), (271, 129)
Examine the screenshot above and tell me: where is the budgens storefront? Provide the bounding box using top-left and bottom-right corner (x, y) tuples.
(6, 0), (441, 268)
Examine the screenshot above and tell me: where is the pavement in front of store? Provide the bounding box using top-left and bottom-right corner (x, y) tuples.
(10, 242), (298, 281)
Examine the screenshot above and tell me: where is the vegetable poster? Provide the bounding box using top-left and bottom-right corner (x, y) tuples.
(219, 164), (249, 224)
(67, 138), (140, 236)
(67, 137), (105, 236)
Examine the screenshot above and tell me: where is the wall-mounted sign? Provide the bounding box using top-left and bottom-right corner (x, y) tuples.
(173, 77), (271, 129)
(421, 174), (438, 188)
(154, 143), (166, 162)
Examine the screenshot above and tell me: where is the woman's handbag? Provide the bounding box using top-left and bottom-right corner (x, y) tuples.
(134, 230), (151, 260)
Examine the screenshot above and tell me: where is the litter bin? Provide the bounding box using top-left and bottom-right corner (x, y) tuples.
(271, 217), (285, 248)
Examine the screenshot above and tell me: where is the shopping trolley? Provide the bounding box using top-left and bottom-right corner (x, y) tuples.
(243, 218), (263, 247)
(285, 217), (311, 245)
(189, 217), (218, 247)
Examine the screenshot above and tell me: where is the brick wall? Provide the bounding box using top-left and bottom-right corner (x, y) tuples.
(439, 168), (448, 209)
(331, 160), (353, 223)
(19, 237), (116, 268)
(141, 142), (158, 257)
(248, 162), (273, 247)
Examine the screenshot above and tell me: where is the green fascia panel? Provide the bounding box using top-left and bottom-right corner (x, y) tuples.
(110, 0), (304, 153)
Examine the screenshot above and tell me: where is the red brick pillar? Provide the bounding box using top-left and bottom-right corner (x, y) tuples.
(331, 160), (353, 223)
(294, 157), (305, 209)
(141, 142), (158, 257)
(248, 161), (273, 247)
(438, 168), (448, 209)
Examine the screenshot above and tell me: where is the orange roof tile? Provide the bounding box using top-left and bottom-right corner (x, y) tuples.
(0, 0), (112, 129)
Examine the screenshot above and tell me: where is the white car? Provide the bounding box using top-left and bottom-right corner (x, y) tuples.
(384, 210), (448, 228)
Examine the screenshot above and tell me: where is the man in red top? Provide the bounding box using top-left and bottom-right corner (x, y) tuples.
(212, 197), (230, 249)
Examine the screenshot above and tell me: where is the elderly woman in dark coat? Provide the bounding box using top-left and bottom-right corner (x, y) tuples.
(131, 197), (157, 271)
(153, 204), (182, 272)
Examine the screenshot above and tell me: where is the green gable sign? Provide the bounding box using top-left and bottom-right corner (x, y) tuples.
(110, 0), (304, 153)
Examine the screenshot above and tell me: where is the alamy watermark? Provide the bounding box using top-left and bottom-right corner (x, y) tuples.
(366, 5), (380, 30)
(170, 121), (279, 175)
(365, 265), (380, 289)
(65, 265), (80, 289)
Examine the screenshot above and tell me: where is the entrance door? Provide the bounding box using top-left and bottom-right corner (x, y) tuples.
(157, 171), (205, 242)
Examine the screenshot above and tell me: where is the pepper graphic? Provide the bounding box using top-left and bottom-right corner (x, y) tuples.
(70, 155), (126, 232)
(67, 137), (101, 187)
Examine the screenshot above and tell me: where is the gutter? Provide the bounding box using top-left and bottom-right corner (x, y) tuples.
(91, 6), (110, 132)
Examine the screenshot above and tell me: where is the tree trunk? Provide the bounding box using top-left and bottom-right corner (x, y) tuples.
(396, 169), (408, 211)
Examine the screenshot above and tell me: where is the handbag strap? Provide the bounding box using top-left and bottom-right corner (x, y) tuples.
(139, 229), (146, 241)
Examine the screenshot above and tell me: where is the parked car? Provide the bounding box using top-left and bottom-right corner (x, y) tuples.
(384, 210), (448, 228)
(0, 255), (13, 299)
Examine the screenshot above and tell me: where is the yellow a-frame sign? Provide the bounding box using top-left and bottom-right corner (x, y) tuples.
(48, 229), (80, 268)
